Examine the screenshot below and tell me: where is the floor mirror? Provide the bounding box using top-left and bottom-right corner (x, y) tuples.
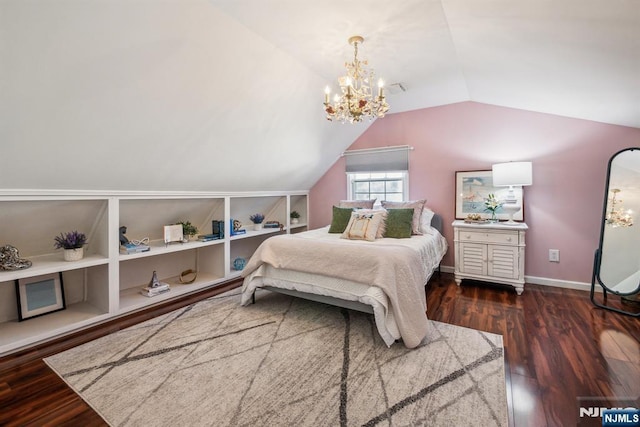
(591, 147), (640, 317)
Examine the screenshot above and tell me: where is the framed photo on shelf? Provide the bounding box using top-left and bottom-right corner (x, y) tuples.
(455, 170), (524, 221)
(15, 272), (66, 321)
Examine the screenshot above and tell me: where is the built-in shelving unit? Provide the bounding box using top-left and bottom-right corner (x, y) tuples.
(0, 190), (308, 355)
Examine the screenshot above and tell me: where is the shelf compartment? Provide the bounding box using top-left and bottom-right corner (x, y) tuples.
(0, 199), (109, 260)
(118, 272), (226, 313)
(119, 198), (225, 245)
(0, 301), (110, 355)
(118, 245), (225, 312)
(0, 263), (110, 355)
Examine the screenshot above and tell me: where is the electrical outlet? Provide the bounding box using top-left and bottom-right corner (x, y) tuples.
(549, 249), (560, 262)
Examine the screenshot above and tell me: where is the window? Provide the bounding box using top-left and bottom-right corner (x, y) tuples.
(347, 172), (408, 204)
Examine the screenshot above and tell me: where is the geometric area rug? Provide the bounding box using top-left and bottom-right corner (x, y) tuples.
(45, 288), (507, 426)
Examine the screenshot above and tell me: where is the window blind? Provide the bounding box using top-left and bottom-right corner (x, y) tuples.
(344, 146), (411, 173)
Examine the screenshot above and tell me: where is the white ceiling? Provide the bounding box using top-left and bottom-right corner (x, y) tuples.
(212, 0), (640, 127)
(1, 0), (638, 193)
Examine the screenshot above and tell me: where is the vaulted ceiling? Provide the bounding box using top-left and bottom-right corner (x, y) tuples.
(1, 0), (638, 192)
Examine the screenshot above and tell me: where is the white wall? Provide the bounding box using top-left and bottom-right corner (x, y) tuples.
(0, 0), (365, 192)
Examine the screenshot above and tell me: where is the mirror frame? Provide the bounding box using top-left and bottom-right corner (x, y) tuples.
(590, 147), (640, 317)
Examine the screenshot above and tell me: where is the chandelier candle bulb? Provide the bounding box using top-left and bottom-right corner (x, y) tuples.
(324, 86), (330, 103)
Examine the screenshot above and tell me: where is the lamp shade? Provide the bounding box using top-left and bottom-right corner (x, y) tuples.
(492, 162), (533, 186)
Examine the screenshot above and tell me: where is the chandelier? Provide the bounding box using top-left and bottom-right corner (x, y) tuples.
(606, 189), (634, 228)
(323, 36), (389, 123)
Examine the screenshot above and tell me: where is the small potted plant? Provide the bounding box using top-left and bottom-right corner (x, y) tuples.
(249, 213), (265, 230)
(290, 210), (301, 225)
(54, 230), (88, 261)
(178, 221), (198, 240)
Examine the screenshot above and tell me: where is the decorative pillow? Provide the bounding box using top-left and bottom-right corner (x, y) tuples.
(328, 206), (353, 233)
(354, 208), (388, 238)
(341, 211), (385, 241)
(420, 207), (435, 235)
(381, 199), (426, 235)
(339, 199), (376, 210)
(383, 208), (414, 238)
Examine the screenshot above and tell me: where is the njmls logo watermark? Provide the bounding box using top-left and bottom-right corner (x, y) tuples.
(577, 397), (640, 427)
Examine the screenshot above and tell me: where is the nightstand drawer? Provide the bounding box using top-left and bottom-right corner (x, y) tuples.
(459, 230), (519, 245)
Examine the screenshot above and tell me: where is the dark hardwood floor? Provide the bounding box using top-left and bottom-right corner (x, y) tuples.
(1, 275), (638, 426)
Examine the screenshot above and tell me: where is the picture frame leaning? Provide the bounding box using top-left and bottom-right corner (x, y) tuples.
(15, 272), (66, 321)
(455, 170), (524, 221)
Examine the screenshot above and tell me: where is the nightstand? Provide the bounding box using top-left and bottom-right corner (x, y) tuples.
(452, 220), (528, 295)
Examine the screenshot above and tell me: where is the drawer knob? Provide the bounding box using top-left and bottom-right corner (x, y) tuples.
(466, 235), (471, 239)
(506, 237), (512, 242)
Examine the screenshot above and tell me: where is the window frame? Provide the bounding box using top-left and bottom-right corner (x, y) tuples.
(346, 171), (409, 205)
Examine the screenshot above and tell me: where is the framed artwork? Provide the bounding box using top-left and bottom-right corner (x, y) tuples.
(455, 170), (524, 221)
(15, 272), (66, 321)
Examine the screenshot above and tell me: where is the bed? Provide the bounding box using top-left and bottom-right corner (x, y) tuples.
(240, 210), (448, 348)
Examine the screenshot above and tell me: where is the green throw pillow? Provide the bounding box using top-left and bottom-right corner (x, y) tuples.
(384, 208), (414, 238)
(328, 206), (353, 233)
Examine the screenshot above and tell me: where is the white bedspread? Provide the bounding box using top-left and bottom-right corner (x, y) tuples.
(241, 226), (448, 348)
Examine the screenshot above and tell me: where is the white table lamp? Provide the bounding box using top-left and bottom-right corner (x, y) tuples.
(492, 161), (532, 225)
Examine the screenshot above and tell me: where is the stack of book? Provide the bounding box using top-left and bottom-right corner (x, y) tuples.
(120, 242), (151, 255)
(197, 234), (221, 242)
(264, 221), (281, 229)
(140, 282), (170, 298)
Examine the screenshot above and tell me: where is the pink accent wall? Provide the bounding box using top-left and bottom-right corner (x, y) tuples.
(309, 102), (640, 283)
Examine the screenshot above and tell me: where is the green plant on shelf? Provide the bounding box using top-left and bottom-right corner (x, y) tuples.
(178, 221), (198, 237)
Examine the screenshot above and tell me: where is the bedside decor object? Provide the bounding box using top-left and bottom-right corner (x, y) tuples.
(290, 211), (301, 224)
(177, 221), (198, 240)
(163, 224), (184, 246)
(323, 35), (389, 123)
(492, 161), (532, 225)
(464, 213), (488, 224)
(15, 272), (65, 321)
(484, 194), (502, 222)
(233, 257), (246, 271)
(0, 245), (32, 271)
(54, 230), (87, 261)
(249, 213), (265, 230)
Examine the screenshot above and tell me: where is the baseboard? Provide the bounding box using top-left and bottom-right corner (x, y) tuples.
(525, 275), (597, 292)
(439, 265), (597, 293)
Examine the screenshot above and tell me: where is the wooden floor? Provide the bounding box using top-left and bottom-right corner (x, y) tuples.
(1, 275), (638, 426)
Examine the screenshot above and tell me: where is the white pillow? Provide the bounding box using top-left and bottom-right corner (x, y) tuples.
(420, 207), (435, 235)
(354, 208), (388, 238)
(341, 211), (386, 241)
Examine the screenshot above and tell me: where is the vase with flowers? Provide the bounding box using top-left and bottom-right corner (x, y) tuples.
(484, 194), (503, 223)
(54, 230), (88, 261)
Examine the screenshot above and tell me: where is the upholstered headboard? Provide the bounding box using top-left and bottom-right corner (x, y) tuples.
(431, 214), (444, 235)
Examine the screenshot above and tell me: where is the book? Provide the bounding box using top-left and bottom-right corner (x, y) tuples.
(120, 243), (151, 254)
(197, 234), (221, 242)
(140, 287), (171, 297)
(140, 282), (170, 297)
